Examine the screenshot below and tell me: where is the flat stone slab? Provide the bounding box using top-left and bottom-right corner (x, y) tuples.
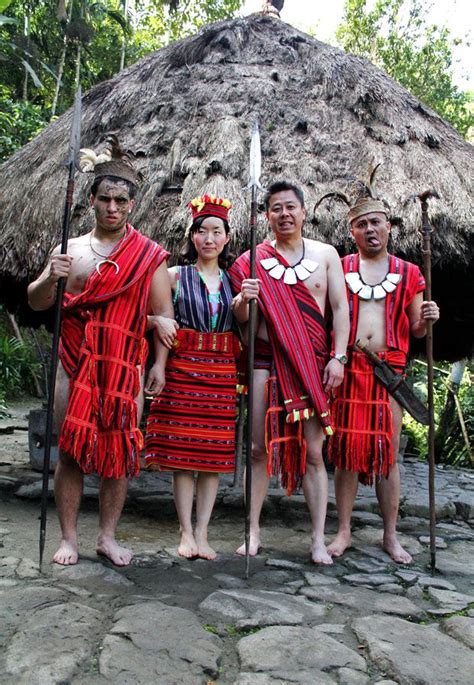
(304, 571), (341, 586)
(54, 559), (134, 587)
(4, 602), (103, 683)
(344, 557), (390, 573)
(300, 584), (424, 619)
(237, 625), (366, 683)
(441, 616), (474, 649)
(353, 615), (474, 684)
(435, 543), (474, 577)
(99, 601), (221, 684)
(1, 585), (67, 638)
(418, 535), (447, 549)
(343, 573), (396, 587)
(427, 587), (474, 612)
(199, 589), (326, 626)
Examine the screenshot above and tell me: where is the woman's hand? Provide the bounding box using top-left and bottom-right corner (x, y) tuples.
(145, 363), (166, 396)
(148, 315), (179, 349)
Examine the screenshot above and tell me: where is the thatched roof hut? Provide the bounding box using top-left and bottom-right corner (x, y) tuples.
(1, 15), (472, 360)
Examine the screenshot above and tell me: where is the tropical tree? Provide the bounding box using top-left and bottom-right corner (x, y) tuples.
(0, 0), (244, 161)
(336, 0), (473, 137)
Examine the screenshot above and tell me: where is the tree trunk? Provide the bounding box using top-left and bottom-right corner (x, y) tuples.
(22, 13), (31, 101)
(51, 0), (74, 119)
(119, 0), (130, 71)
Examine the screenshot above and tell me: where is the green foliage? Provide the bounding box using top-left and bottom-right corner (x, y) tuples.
(0, 84), (48, 162)
(403, 360), (473, 468)
(336, 0), (473, 138)
(0, 334), (40, 397)
(0, 0), (244, 162)
(0, 308), (43, 399)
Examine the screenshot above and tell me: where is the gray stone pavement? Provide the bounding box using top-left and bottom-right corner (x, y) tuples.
(0, 401), (473, 684)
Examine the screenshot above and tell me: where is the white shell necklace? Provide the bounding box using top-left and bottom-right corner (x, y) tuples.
(345, 270), (401, 300)
(260, 240), (319, 285)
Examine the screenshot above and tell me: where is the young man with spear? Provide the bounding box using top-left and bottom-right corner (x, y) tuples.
(326, 190), (439, 564)
(28, 138), (173, 566)
(230, 180), (350, 564)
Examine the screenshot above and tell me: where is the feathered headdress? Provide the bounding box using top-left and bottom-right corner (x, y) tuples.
(188, 194), (232, 222)
(79, 135), (141, 187)
(315, 162), (389, 223)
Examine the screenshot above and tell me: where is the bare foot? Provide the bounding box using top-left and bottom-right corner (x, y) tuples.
(96, 535), (133, 566)
(53, 539), (78, 566)
(195, 533), (217, 561)
(327, 530), (352, 558)
(178, 531), (198, 559)
(236, 533), (261, 556)
(311, 535), (333, 565)
(383, 534), (413, 564)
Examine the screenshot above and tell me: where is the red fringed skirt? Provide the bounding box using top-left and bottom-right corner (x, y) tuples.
(328, 350), (406, 485)
(145, 329), (240, 473)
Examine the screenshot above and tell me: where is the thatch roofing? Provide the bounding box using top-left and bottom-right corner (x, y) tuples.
(1, 14), (473, 360)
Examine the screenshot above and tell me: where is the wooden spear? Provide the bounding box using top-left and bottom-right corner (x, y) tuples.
(417, 189), (439, 573)
(39, 87), (82, 571)
(242, 121), (265, 578)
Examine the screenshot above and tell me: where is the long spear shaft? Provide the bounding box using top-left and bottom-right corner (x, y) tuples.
(244, 183), (258, 579)
(243, 121), (265, 578)
(417, 189), (439, 573)
(39, 87), (82, 571)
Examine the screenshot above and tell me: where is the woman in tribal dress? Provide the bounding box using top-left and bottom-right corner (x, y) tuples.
(145, 195), (259, 559)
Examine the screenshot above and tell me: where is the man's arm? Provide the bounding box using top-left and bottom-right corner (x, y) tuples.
(27, 248), (73, 311)
(324, 247), (350, 391)
(147, 266), (179, 348)
(408, 293), (440, 338)
(144, 261), (175, 396)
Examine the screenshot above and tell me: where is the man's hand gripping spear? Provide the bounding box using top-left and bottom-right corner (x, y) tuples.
(39, 87), (82, 571)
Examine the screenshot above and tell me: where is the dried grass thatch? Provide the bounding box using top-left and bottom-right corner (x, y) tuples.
(0, 15), (473, 359)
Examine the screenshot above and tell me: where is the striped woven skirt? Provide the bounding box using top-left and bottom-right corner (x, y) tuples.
(327, 349), (406, 485)
(145, 329), (240, 473)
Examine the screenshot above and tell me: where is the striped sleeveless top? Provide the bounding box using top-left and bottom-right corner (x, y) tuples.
(174, 265), (234, 333)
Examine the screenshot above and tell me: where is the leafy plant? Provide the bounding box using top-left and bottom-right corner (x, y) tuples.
(0, 333), (41, 398)
(403, 359), (473, 468)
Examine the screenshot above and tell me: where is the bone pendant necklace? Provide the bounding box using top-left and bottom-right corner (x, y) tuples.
(260, 240), (319, 285)
(345, 271), (402, 300)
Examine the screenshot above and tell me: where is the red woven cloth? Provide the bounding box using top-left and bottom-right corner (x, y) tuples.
(328, 349), (406, 485)
(229, 242), (333, 495)
(58, 226), (168, 478)
(145, 329), (240, 473)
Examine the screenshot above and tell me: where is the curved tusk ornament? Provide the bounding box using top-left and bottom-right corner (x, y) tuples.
(96, 259), (120, 275)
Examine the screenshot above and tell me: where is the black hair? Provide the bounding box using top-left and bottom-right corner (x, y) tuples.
(264, 180), (305, 210)
(178, 214), (234, 270)
(90, 175), (137, 199)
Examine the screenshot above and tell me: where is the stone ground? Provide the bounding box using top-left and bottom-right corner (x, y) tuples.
(1, 400), (473, 684)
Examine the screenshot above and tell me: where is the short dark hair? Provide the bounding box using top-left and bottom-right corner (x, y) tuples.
(178, 215), (234, 270)
(90, 175), (137, 199)
(264, 181), (305, 210)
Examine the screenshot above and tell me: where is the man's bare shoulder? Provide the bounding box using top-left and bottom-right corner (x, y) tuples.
(50, 233), (91, 254)
(304, 238), (339, 260)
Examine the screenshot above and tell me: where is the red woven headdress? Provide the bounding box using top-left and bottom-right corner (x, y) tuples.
(188, 194), (232, 222)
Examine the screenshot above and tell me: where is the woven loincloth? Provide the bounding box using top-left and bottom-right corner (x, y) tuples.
(328, 349), (406, 485)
